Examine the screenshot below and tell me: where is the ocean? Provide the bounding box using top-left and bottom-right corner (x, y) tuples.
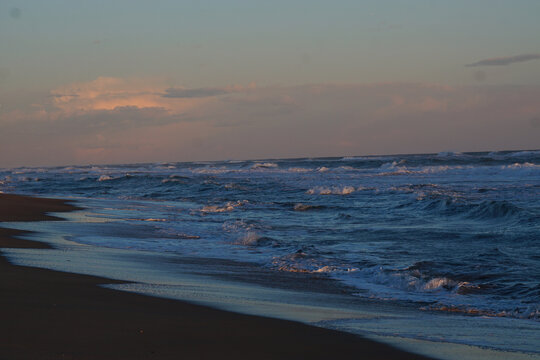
(1, 150), (539, 359)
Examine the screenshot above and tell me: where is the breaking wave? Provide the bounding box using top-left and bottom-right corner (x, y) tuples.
(200, 200), (248, 213)
(307, 186), (356, 195)
(233, 232), (280, 247)
(252, 162), (279, 169)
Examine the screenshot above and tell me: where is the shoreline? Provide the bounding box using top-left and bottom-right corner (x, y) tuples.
(0, 193), (433, 359)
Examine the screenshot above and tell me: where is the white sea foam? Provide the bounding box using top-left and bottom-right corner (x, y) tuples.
(379, 160), (407, 169)
(232, 232), (279, 247)
(200, 200), (248, 213)
(306, 186), (356, 195)
(378, 164), (465, 176)
(252, 162), (278, 169)
(234, 232), (261, 246)
(377, 162), (540, 178)
(193, 167), (233, 174)
(287, 167), (312, 173)
(423, 277), (457, 291)
(313, 265), (357, 273)
(272, 251), (358, 274)
(503, 162), (539, 169)
(222, 219), (256, 233)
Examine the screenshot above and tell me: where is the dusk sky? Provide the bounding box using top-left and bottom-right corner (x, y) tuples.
(1, 0), (540, 167)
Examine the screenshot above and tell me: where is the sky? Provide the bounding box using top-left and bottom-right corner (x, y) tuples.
(1, 0), (540, 167)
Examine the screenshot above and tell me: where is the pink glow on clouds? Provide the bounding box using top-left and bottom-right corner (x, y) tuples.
(0, 77), (539, 167)
(51, 77), (217, 114)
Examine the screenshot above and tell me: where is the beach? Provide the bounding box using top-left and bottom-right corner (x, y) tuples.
(0, 193), (432, 359)
(3, 1), (539, 357)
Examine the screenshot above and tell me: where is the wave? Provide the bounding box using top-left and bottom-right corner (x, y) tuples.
(287, 167), (312, 173)
(97, 174), (135, 182)
(161, 175), (190, 184)
(507, 150), (540, 158)
(233, 232), (280, 247)
(306, 186), (356, 195)
(437, 151), (464, 157)
(12, 168), (47, 174)
(465, 200), (524, 220)
(378, 162), (462, 176)
(272, 250), (358, 274)
(252, 162), (278, 169)
(334, 263), (540, 320)
(503, 162), (540, 169)
(421, 304), (540, 319)
(16, 176), (41, 182)
(417, 198), (527, 221)
(377, 161), (540, 178)
(192, 167), (234, 174)
(155, 227), (201, 239)
(200, 200), (248, 213)
(293, 203), (326, 211)
(176, 233), (201, 239)
(341, 156), (392, 161)
(223, 182), (249, 191)
(161, 178), (184, 184)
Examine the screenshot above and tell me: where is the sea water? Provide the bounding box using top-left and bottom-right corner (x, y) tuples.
(1, 150), (539, 358)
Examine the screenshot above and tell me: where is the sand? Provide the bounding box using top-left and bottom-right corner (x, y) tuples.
(0, 193), (434, 359)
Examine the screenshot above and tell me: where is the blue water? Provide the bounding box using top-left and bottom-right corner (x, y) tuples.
(1, 150), (539, 324)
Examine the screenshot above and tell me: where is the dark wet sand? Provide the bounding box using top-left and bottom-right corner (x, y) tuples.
(0, 193), (434, 359)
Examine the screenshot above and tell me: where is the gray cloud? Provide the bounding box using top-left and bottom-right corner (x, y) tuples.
(162, 87), (232, 98)
(466, 54), (540, 67)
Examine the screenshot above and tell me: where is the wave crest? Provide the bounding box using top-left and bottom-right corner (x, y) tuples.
(233, 232), (279, 247)
(307, 186), (356, 195)
(200, 200), (248, 213)
(252, 162), (278, 169)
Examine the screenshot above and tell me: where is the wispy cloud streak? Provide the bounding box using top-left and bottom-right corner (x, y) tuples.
(466, 54), (540, 67)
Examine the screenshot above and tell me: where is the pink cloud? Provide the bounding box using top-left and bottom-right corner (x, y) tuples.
(50, 77), (218, 115)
